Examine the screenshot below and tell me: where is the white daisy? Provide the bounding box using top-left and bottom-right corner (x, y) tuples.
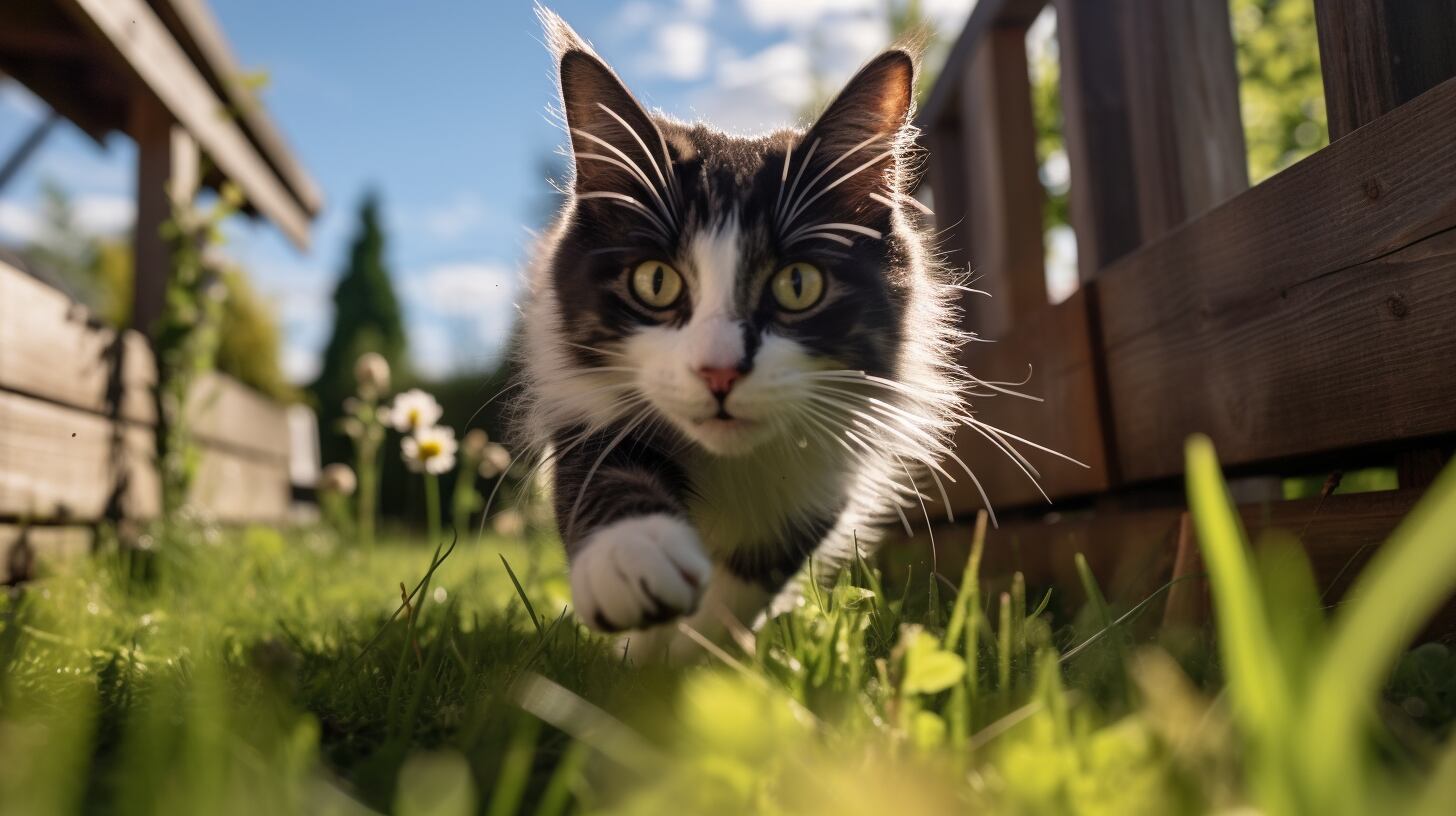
(386, 389), (443, 433)
(402, 426), (458, 474)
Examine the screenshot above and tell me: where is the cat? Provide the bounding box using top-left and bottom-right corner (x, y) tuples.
(516, 9), (978, 660)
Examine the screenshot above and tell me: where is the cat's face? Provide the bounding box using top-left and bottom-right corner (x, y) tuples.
(540, 22), (919, 458)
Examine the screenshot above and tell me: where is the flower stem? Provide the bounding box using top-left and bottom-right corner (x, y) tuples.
(424, 472), (442, 551)
(356, 431), (378, 549)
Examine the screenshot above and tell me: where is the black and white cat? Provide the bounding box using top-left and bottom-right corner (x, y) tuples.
(517, 10), (979, 658)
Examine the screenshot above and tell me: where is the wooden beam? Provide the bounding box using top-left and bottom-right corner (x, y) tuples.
(918, 0), (1050, 127)
(948, 290), (1111, 514)
(924, 119), (973, 289)
(58, 0), (312, 248)
(1052, 0), (1142, 279)
(130, 94), (198, 336)
(1314, 0), (1456, 140)
(959, 26), (1048, 338)
(0, 260), (156, 424)
(1117, 0), (1250, 240)
(1098, 77), (1456, 482)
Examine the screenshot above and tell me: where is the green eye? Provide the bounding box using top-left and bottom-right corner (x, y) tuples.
(770, 262), (825, 312)
(630, 261), (683, 309)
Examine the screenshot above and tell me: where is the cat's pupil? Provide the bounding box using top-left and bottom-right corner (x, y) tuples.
(790, 266), (803, 296)
(652, 265), (664, 295)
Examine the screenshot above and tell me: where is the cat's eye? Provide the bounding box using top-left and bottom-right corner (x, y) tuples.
(630, 261), (683, 309)
(770, 262), (825, 312)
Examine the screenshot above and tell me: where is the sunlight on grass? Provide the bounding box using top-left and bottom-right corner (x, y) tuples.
(2, 441), (1454, 814)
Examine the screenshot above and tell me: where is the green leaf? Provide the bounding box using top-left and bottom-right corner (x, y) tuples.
(902, 628), (966, 695)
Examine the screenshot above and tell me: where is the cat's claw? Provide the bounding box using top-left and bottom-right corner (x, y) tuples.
(570, 514), (711, 633)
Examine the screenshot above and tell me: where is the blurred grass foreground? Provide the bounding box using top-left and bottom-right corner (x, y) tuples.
(2, 437), (1456, 815)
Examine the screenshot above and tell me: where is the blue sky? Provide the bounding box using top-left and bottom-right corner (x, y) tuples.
(0, 0), (978, 382)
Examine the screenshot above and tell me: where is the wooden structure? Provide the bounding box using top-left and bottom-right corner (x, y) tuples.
(0, 0), (320, 580)
(916, 0), (1456, 623)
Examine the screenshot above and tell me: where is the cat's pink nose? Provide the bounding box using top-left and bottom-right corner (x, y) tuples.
(698, 366), (741, 397)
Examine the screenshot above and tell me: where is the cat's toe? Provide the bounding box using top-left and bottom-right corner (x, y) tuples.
(570, 514), (710, 632)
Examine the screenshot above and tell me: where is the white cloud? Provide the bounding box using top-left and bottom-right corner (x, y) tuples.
(73, 194), (134, 236)
(0, 202), (41, 243)
(417, 193), (491, 240)
(641, 21), (711, 81)
(737, 0), (877, 29)
(0, 80), (47, 120)
(681, 0), (714, 17)
(699, 41), (815, 133)
(412, 261), (517, 317)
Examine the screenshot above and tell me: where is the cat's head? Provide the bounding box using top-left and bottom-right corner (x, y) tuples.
(530, 11), (940, 458)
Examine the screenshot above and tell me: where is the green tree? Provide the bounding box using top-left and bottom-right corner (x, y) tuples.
(215, 267), (296, 402)
(1229, 0), (1328, 182)
(310, 193), (408, 463)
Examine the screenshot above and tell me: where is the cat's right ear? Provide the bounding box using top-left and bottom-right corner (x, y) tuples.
(540, 7), (668, 196)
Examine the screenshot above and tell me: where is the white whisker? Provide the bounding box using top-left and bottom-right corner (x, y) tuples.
(595, 103), (676, 215)
(784, 148), (895, 230)
(785, 222), (884, 244)
(782, 134), (881, 231)
(778, 138), (820, 231)
(576, 191), (671, 239)
(791, 232), (855, 247)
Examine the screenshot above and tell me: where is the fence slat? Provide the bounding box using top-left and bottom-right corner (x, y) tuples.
(948, 289), (1110, 513)
(959, 25), (1048, 338)
(186, 372), (292, 462)
(0, 390), (161, 521)
(1052, 0), (1142, 279)
(0, 525), (92, 584)
(1118, 0), (1249, 240)
(1314, 0), (1456, 140)
(0, 261), (156, 424)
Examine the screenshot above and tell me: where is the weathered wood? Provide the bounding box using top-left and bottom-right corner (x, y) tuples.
(190, 444), (292, 522)
(1163, 487), (1455, 633)
(918, 0), (1052, 128)
(0, 390), (160, 522)
(1314, 0), (1456, 140)
(1, 524), (92, 584)
(0, 260), (156, 424)
(1053, 0), (1142, 279)
(58, 0), (312, 248)
(130, 93), (198, 336)
(1099, 77), (1456, 482)
(960, 25), (1048, 338)
(947, 289), (1111, 513)
(925, 119), (974, 287)
(186, 373), (292, 462)
(1118, 0), (1249, 240)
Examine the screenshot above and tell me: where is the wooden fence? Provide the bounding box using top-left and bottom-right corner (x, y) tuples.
(0, 259), (296, 581)
(915, 0), (1456, 622)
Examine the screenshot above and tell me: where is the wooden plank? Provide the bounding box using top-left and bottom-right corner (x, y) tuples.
(960, 25), (1048, 338)
(1118, 0), (1249, 240)
(0, 524), (92, 584)
(918, 0), (1050, 127)
(1314, 0), (1456, 140)
(185, 372), (291, 462)
(1052, 0), (1142, 279)
(1163, 488), (1455, 634)
(0, 260), (156, 424)
(925, 119), (974, 290)
(131, 94), (198, 336)
(1100, 79), (1456, 482)
(190, 444), (291, 522)
(0, 390), (160, 522)
(58, 0), (312, 248)
(947, 290), (1110, 513)
(1110, 225), (1456, 482)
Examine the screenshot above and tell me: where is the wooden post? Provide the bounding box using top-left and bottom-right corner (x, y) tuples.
(959, 26), (1048, 339)
(1052, 0), (1141, 281)
(130, 94), (198, 336)
(925, 119), (974, 292)
(1117, 0), (1250, 241)
(1314, 0), (1456, 140)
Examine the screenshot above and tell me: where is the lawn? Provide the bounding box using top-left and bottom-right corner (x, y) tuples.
(2, 437), (1454, 815)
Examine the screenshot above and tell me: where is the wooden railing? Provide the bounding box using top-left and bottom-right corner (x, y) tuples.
(0, 259), (297, 580)
(915, 0), (1456, 620)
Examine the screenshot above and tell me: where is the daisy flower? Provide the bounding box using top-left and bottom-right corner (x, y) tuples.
(387, 389), (443, 433)
(403, 426), (458, 474)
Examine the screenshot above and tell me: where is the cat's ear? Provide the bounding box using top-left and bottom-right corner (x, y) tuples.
(799, 50), (917, 199)
(541, 9), (670, 196)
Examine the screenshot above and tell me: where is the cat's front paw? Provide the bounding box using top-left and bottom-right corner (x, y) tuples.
(570, 514), (711, 632)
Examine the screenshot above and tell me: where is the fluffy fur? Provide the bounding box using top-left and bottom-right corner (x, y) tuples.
(514, 9), (1009, 659)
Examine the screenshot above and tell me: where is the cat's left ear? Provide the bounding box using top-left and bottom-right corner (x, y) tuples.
(799, 51), (917, 199)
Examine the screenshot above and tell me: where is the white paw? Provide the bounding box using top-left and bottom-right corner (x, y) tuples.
(570, 514), (711, 633)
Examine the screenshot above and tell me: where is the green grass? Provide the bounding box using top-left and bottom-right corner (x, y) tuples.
(2, 437), (1455, 815)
